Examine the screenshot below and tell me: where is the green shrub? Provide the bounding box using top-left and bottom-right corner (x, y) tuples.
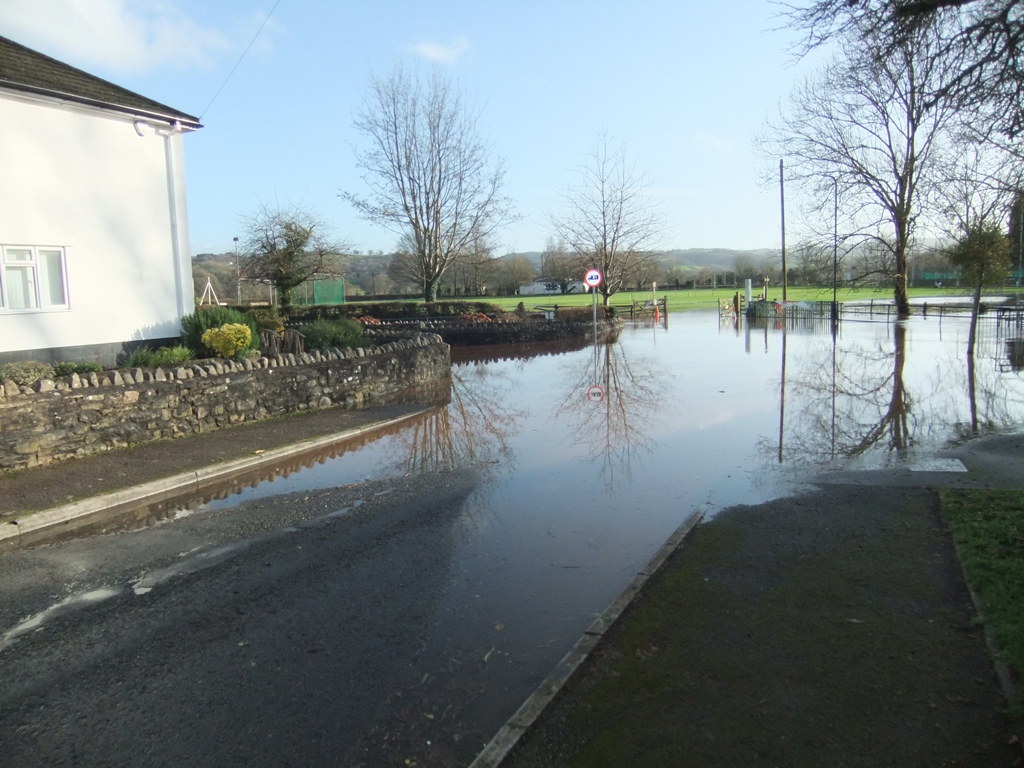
(427, 301), (501, 317)
(52, 361), (103, 377)
(299, 318), (371, 351)
(551, 306), (616, 322)
(118, 347), (157, 368)
(201, 324), (253, 359)
(150, 345), (195, 365)
(117, 345), (195, 368)
(247, 307), (285, 334)
(292, 302), (424, 322)
(288, 301), (502, 323)
(0, 360), (55, 385)
(181, 307), (259, 357)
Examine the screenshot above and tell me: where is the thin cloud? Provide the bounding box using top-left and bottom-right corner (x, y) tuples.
(409, 36), (470, 65)
(693, 132), (734, 154)
(0, 0), (230, 75)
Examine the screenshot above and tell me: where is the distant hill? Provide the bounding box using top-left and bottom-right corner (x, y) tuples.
(661, 248), (776, 270)
(506, 248), (776, 272)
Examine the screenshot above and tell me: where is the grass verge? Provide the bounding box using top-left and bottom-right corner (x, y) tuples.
(941, 488), (1024, 717)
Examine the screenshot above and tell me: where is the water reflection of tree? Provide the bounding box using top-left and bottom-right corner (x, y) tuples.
(554, 341), (662, 492)
(839, 323), (912, 458)
(386, 365), (525, 476)
(945, 342), (1024, 442)
(776, 323), (914, 464)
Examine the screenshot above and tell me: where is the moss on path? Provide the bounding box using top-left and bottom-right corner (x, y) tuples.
(505, 485), (1020, 768)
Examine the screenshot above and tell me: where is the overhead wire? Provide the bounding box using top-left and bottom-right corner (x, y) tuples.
(199, 0), (283, 121)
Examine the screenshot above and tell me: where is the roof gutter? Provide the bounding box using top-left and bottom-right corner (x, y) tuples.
(0, 80), (202, 129)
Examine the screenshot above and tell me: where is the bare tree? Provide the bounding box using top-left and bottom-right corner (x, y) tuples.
(457, 232), (499, 296)
(238, 204), (348, 310)
(499, 254), (535, 295)
(932, 135), (1023, 237)
(780, 0), (1024, 138)
(792, 240), (835, 285)
(732, 252), (760, 281)
(343, 66), (515, 302)
(550, 134), (665, 305)
(541, 237), (583, 292)
(762, 20), (963, 314)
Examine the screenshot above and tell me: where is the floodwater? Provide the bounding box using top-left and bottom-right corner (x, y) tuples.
(202, 306), (1024, 517)
(125, 308), (1024, 761)
(191, 308), (1024, 592)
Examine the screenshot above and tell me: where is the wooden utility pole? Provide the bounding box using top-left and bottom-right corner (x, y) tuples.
(780, 159), (787, 302)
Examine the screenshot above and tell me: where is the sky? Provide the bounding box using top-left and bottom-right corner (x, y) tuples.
(1, 0), (823, 257)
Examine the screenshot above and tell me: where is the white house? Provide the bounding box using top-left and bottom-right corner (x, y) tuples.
(518, 279), (590, 296)
(517, 280), (561, 296)
(0, 35), (201, 366)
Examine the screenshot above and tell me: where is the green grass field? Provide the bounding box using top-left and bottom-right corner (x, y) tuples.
(479, 285), (1013, 314)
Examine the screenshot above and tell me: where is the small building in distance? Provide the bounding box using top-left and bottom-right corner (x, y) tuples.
(518, 279), (591, 296)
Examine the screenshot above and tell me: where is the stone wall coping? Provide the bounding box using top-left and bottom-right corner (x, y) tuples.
(0, 333), (444, 401)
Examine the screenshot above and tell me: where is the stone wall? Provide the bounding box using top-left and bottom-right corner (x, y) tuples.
(0, 334), (449, 471)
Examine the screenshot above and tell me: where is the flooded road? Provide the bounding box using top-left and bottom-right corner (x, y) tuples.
(4, 308), (1024, 766)
(193, 307), (1024, 762)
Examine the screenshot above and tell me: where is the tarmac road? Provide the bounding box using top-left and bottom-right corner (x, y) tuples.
(0, 468), (487, 767)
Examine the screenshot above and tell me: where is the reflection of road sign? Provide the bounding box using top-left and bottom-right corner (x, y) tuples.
(587, 385), (604, 402)
(585, 269), (602, 288)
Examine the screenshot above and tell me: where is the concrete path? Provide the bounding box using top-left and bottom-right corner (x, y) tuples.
(485, 436), (1024, 767)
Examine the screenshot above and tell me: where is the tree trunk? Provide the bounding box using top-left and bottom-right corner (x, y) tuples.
(967, 278), (983, 359)
(893, 251), (910, 317)
(424, 277), (440, 303)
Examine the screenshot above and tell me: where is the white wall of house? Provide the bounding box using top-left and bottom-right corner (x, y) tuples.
(0, 90), (194, 361)
(518, 281), (561, 296)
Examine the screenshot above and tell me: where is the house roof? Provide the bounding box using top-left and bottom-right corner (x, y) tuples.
(0, 35), (201, 128)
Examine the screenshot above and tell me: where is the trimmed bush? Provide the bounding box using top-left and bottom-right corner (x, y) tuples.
(52, 361), (103, 378)
(202, 324), (253, 359)
(299, 318), (371, 351)
(181, 307), (259, 357)
(288, 301), (502, 324)
(427, 301), (502, 318)
(0, 361), (55, 386)
(555, 306), (615, 322)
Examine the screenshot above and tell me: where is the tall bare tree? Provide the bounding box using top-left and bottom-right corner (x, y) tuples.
(343, 66), (514, 302)
(762, 19), (962, 314)
(238, 204), (348, 310)
(499, 254), (535, 295)
(550, 134), (664, 305)
(781, 0), (1024, 138)
(541, 237), (582, 292)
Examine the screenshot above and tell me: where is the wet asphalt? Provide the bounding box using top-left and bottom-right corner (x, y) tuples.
(0, 468), (487, 767)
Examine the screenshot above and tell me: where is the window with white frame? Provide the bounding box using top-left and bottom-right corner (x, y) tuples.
(1, 245), (68, 311)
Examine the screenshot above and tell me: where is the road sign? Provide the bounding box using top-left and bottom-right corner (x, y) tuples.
(584, 269), (602, 288)
(587, 385), (604, 402)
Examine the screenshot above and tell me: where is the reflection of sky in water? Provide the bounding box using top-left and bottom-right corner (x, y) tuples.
(206, 310), (1024, 521)
(200, 432), (414, 510)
